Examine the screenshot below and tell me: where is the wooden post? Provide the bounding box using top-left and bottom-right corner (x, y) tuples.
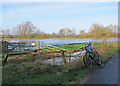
(53, 46), (55, 51)
(68, 52), (71, 70)
(53, 58), (55, 65)
(61, 50), (66, 63)
(104, 38), (107, 44)
(37, 41), (40, 51)
(5, 41), (8, 52)
(39, 42), (41, 52)
(19, 43), (21, 51)
(24, 43), (25, 51)
(2, 41), (4, 52)
(69, 52), (71, 63)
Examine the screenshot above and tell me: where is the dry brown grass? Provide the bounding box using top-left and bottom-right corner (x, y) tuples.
(94, 41), (118, 55)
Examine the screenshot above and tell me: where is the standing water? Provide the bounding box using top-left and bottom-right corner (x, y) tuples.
(8, 38), (118, 45)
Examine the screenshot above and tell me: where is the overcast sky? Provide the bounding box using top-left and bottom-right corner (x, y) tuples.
(1, 2), (118, 34)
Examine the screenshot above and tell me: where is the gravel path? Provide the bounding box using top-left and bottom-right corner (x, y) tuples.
(80, 51), (119, 84)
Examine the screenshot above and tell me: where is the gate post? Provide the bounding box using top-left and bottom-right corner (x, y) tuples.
(37, 41), (40, 51)
(61, 50), (66, 63)
(5, 41), (8, 52)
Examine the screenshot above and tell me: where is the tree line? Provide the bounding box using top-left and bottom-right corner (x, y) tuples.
(0, 21), (118, 39)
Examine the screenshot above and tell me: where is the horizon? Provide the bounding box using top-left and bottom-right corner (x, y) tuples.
(1, 2), (118, 34)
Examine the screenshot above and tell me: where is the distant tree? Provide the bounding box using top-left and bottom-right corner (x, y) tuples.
(89, 23), (106, 38)
(58, 29), (66, 36)
(12, 21), (37, 38)
(72, 28), (76, 35)
(2, 29), (10, 35)
(52, 32), (57, 36)
(66, 28), (72, 35)
(35, 29), (44, 35)
(79, 30), (86, 38)
(80, 30), (85, 35)
(107, 25), (118, 37)
(1, 29), (10, 38)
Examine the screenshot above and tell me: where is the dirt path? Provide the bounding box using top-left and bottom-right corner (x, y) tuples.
(80, 51), (119, 84)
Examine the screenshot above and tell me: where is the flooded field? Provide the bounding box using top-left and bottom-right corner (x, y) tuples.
(8, 38), (118, 45)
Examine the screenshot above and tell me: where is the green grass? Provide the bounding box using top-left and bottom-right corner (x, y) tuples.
(59, 43), (85, 50)
(2, 60), (90, 84)
(59, 42), (103, 50)
(17, 69), (89, 84)
(2, 41), (119, 84)
(0, 53), (8, 58)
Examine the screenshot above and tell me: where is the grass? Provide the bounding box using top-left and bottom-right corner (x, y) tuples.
(2, 60), (90, 84)
(2, 41), (119, 84)
(100, 45), (119, 61)
(93, 41), (119, 61)
(59, 42), (103, 50)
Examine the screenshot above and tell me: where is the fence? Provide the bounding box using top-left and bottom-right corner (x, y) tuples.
(1, 41), (66, 53)
(2, 38), (119, 65)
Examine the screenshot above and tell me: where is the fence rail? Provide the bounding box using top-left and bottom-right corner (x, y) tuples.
(1, 38), (119, 65)
(1, 41), (66, 53)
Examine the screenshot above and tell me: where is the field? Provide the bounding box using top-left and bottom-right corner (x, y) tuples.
(2, 41), (119, 84)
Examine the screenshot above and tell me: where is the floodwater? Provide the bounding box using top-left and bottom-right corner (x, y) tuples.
(8, 38), (118, 51)
(8, 38), (118, 45)
(42, 50), (85, 65)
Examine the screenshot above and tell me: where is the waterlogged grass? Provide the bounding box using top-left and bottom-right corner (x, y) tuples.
(2, 41), (119, 84)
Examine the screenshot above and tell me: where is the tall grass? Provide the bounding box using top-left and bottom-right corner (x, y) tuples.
(93, 41), (118, 61)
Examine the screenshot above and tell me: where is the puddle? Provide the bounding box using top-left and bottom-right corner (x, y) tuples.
(41, 50), (85, 65)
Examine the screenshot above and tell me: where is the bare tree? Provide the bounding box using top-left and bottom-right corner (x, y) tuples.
(80, 30), (85, 35)
(1, 29), (10, 38)
(58, 29), (66, 36)
(107, 25), (118, 37)
(72, 28), (76, 35)
(66, 29), (72, 35)
(12, 21), (37, 38)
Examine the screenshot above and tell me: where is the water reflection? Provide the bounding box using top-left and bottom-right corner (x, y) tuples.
(9, 38), (119, 46)
(42, 50), (85, 65)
